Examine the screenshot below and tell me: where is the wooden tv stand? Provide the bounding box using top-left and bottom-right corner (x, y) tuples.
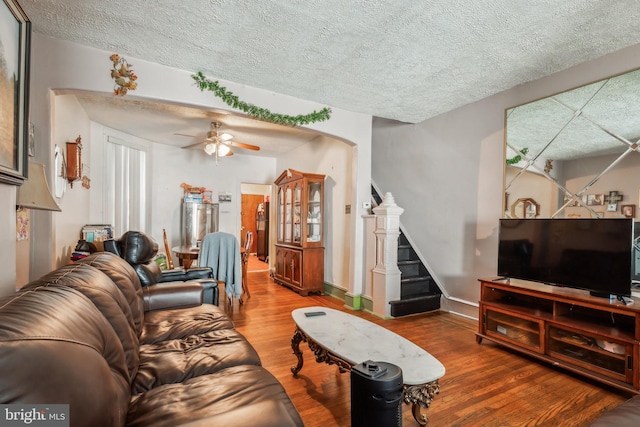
(477, 277), (640, 393)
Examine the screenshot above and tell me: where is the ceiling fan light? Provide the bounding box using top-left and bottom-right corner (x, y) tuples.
(220, 132), (233, 141)
(204, 143), (216, 155)
(218, 144), (231, 156)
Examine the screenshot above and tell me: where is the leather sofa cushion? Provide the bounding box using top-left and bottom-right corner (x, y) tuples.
(140, 304), (235, 345)
(179, 399), (304, 427)
(589, 395), (640, 426)
(0, 287), (131, 425)
(126, 365), (304, 427)
(23, 263), (140, 383)
(132, 328), (261, 393)
(141, 281), (203, 311)
(79, 252), (145, 336)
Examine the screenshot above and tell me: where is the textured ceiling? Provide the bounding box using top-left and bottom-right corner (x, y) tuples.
(18, 0), (640, 124)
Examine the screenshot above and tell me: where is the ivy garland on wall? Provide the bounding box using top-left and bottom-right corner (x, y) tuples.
(506, 147), (529, 165)
(192, 71), (332, 126)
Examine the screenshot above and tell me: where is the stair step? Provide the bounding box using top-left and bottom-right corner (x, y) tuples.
(399, 260), (421, 277)
(398, 259), (420, 266)
(401, 275), (431, 284)
(389, 295), (441, 317)
(401, 276), (434, 299)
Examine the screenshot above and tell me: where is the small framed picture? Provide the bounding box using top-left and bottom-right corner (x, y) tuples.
(621, 204), (635, 218)
(587, 194), (604, 206)
(607, 203), (617, 212)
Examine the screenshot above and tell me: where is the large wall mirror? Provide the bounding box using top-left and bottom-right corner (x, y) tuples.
(504, 68), (640, 219)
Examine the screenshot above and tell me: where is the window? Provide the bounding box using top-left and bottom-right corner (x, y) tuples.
(104, 135), (148, 237)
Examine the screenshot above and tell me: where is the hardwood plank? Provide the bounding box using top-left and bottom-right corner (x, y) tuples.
(226, 259), (630, 426)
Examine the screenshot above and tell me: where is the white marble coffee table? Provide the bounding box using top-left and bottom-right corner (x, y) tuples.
(291, 306), (445, 425)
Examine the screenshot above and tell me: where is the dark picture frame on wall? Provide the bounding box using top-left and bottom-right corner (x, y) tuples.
(0, 0), (30, 185)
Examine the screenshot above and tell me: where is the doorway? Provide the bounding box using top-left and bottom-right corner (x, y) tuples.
(240, 183), (271, 272)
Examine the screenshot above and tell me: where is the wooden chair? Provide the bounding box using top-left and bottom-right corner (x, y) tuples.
(162, 229), (175, 269)
(241, 231), (253, 301)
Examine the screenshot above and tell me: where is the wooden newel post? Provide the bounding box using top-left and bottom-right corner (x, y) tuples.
(372, 192), (404, 318)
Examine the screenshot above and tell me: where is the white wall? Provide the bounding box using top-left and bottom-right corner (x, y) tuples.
(52, 95), (91, 268)
(372, 43), (640, 319)
(276, 135), (355, 291)
(150, 141), (277, 248)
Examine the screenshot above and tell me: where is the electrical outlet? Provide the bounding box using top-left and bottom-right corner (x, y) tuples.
(345, 205), (351, 214)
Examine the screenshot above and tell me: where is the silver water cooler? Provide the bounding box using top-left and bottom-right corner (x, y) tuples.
(351, 360), (403, 427)
(181, 202), (219, 248)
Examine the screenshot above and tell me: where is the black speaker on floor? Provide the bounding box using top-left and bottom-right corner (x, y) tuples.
(351, 360), (403, 427)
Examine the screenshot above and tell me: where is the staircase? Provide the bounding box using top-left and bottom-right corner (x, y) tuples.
(372, 186), (442, 317)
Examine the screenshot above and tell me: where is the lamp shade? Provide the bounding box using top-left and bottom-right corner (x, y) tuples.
(16, 162), (62, 211)
(204, 143), (216, 155)
(217, 144), (231, 156)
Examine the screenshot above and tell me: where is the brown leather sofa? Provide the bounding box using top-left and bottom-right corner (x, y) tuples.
(588, 395), (640, 426)
(0, 252), (303, 427)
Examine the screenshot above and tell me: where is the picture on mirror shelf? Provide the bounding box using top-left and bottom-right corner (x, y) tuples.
(622, 205), (635, 218)
(587, 194), (604, 206)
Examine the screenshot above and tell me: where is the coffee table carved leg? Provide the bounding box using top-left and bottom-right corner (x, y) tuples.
(291, 327), (306, 375)
(291, 327), (352, 375)
(403, 380), (440, 426)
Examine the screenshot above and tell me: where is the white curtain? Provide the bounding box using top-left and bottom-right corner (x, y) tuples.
(104, 135), (147, 237)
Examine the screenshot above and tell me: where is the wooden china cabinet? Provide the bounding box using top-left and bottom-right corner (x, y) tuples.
(273, 169), (325, 296)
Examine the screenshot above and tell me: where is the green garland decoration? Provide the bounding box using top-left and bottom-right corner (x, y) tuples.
(506, 147), (529, 165)
(192, 71), (332, 126)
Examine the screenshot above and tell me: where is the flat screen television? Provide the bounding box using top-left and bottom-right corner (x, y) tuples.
(498, 218), (633, 297)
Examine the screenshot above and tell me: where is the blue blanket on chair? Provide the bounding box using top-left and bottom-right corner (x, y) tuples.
(199, 232), (242, 300)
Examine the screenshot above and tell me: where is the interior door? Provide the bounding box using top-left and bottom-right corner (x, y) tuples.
(241, 194), (263, 253)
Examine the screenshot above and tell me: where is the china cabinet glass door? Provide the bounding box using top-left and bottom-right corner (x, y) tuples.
(278, 187), (284, 241)
(294, 183), (301, 243)
(285, 186), (292, 242)
(307, 181), (322, 243)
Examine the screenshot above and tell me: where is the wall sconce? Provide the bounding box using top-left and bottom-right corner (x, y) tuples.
(16, 162), (61, 211)
(64, 135), (82, 188)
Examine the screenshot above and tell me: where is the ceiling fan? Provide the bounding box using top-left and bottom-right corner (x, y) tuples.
(177, 121), (260, 163)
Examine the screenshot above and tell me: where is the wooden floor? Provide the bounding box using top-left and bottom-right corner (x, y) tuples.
(224, 256), (630, 427)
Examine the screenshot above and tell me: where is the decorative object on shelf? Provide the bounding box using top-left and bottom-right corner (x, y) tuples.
(16, 162), (61, 211)
(544, 159), (553, 173)
(509, 197), (540, 219)
(63, 135), (83, 188)
(180, 182), (206, 196)
(586, 194), (604, 206)
(192, 71), (332, 126)
(110, 53), (138, 96)
(622, 204), (635, 218)
(0, 0), (30, 186)
(605, 190), (623, 212)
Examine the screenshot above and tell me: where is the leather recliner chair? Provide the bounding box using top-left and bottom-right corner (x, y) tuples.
(104, 230), (219, 305)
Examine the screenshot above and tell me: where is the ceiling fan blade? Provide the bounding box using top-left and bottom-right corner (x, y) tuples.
(228, 140), (261, 151)
(174, 132), (201, 138)
(181, 141), (206, 149)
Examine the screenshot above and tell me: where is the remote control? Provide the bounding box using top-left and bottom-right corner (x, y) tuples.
(304, 311), (326, 317)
